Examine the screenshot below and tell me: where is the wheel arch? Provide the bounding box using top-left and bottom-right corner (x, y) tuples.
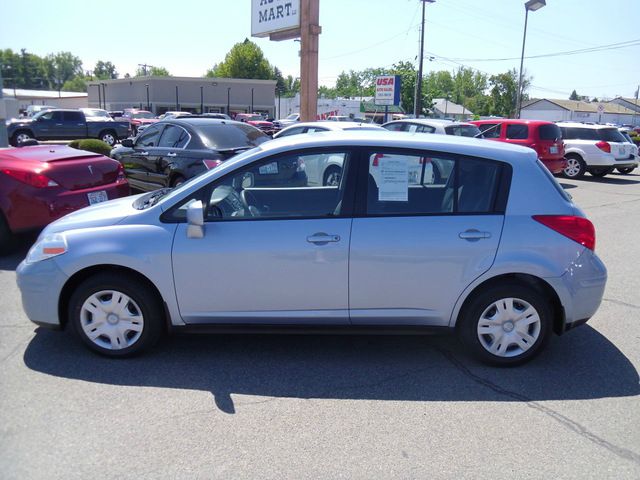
(58, 264), (170, 331)
(11, 128), (35, 144)
(452, 273), (565, 335)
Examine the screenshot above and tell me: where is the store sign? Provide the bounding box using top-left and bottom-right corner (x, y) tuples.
(251, 0), (301, 37)
(375, 75), (401, 106)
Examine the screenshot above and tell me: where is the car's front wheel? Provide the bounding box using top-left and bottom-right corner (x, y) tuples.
(68, 273), (164, 357)
(562, 155), (586, 179)
(617, 167), (635, 174)
(457, 284), (552, 366)
(323, 166), (342, 186)
(100, 130), (117, 146)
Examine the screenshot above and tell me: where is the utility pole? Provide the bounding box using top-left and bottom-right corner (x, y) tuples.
(300, 0), (321, 122)
(0, 70), (8, 147)
(137, 63), (154, 76)
(414, 0), (435, 118)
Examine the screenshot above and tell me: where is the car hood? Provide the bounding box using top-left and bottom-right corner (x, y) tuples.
(41, 194), (143, 235)
(7, 118), (33, 126)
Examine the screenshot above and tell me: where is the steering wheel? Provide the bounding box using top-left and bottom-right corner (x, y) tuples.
(241, 189), (261, 217)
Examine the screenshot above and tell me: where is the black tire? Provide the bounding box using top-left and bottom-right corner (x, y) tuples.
(323, 165), (343, 186)
(11, 130), (33, 147)
(589, 167), (614, 177)
(562, 154), (586, 179)
(68, 272), (164, 357)
(100, 130), (117, 147)
(0, 211), (15, 255)
(170, 175), (186, 188)
(617, 167), (635, 174)
(457, 284), (552, 366)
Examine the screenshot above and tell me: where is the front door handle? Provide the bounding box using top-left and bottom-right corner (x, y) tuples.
(166, 152), (177, 157)
(459, 229), (491, 241)
(307, 233), (340, 245)
(139, 151), (149, 156)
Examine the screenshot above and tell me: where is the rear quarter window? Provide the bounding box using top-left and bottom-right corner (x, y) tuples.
(598, 128), (626, 143)
(562, 127), (599, 141)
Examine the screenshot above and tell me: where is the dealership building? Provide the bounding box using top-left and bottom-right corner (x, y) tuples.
(87, 76), (277, 117)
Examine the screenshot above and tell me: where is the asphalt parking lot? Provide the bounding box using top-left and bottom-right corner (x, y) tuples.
(1, 172), (639, 479)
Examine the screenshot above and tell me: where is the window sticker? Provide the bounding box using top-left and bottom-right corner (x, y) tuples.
(378, 156), (409, 202)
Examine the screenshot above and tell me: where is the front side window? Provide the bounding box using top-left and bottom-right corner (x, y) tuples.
(505, 124), (529, 140)
(135, 125), (163, 148)
(366, 150), (501, 216)
(166, 150), (351, 222)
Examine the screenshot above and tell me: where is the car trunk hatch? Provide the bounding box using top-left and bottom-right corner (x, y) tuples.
(45, 155), (120, 190)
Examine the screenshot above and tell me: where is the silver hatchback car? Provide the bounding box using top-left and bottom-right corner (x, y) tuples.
(17, 131), (607, 365)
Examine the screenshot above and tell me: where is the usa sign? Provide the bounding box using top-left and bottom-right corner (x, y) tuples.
(374, 75), (401, 106)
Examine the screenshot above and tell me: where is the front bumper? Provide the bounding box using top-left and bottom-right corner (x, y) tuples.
(16, 258), (69, 327)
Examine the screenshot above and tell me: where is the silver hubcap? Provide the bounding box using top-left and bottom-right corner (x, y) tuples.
(16, 133), (31, 143)
(564, 158), (581, 177)
(102, 134), (115, 145)
(80, 290), (144, 350)
(325, 170), (341, 186)
(477, 297), (541, 358)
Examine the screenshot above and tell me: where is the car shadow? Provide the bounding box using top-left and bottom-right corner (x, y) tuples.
(0, 233), (36, 271)
(23, 325), (639, 414)
(581, 176), (640, 185)
(559, 183), (577, 190)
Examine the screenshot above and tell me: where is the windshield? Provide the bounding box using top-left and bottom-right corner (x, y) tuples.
(132, 112), (155, 119)
(199, 123), (269, 150)
(286, 113), (298, 120)
(244, 115), (263, 121)
(445, 125), (482, 137)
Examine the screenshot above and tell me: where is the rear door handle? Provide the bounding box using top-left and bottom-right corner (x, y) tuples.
(139, 151), (149, 156)
(459, 229), (491, 240)
(307, 233), (340, 244)
(166, 152), (177, 157)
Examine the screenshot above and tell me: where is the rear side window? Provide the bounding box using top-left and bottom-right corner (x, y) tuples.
(538, 124), (561, 141)
(365, 151), (502, 215)
(478, 123), (501, 139)
(444, 125), (482, 137)
(561, 127), (598, 141)
(506, 124), (529, 140)
(64, 111), (84, 122)
(598, 128), (626, 143)
(383, 123), (405, 132)
(199, 124), (269, 149)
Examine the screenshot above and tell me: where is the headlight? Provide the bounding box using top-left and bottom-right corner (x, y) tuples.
(25, 233), (68, 264)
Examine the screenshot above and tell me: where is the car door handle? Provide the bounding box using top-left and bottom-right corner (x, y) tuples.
(77, 123), (84, 126)
(459, 229), (491, 240)
(139, 151), (149, 156)
(166, 152), (177, 157)
(55, 123), (63, 126)
(307, 233), (340, 244)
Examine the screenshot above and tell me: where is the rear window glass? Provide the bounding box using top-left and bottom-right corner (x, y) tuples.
(199, 123), (269, 149)
(505, 124), (528, 140)
(444, 125), (482, 137)
(598, 128), (626, 143)
(538, 124), (562, 141)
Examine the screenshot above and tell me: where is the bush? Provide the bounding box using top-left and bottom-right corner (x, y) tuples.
(68, 139), (112, 156)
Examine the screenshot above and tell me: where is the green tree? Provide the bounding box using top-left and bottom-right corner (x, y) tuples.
(284, 75), (300, 97)
(94, 60), (118, 80)
(44, 51), (83, 90)
(206, 39), (274, 79)
(488, 68), (529, 117)
(1, 48), (48, 89)
(61, 76), (89, 92)
(136, 65), (170, 77)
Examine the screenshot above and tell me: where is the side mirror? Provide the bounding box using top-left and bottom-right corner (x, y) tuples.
(121, 138), (134, 148)
(186, 200), (204, 239)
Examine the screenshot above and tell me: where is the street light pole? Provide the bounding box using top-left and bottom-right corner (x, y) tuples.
(516, 0), (546, 119)
(414, 0), (435, 118)
(251, 88), (254, 113)
(175, 86), (179, 110)
(200, 86), (204, 114)
(227, 87), (231, 115)
(101, 83), (107, 110)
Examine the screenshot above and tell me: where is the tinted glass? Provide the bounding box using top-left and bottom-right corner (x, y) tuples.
(598, 128), (626, 143)
(198, 123), (269, 149)
(478, 123), (501, 138)
(158, 125), (189, 148)
(276, 126), (306, 137)
(561, 128), (598, 140)
(135, 125), (163, 147)
(132, 112), (155, 119)
(505, 124), (529, 140)
(445, 125), (482, 137)
(538, 124), (562, 141)
(383, 123), (405, 132)
(366, 151), (500, 215)
(64, 111), (84, 122)
(621, 132), (633, 143)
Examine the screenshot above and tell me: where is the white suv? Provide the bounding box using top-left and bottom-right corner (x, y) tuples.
(558, 122), (638, 178)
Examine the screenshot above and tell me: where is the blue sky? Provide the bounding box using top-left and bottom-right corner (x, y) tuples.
(1, 0), (638, 100)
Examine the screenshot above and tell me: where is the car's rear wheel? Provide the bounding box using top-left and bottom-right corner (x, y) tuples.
(100, 130), (117, 146)
(617, 167), (635, 174)
(323, 166), (343, 186)
(457, 284), (552, 366)
(562, 155), (586, 179)
(68, 273), (164, 357)
(590, 167), (614, 177)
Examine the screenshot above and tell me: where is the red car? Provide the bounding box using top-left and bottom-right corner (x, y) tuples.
(0, 145), (130, 251)
(234, 113), (276, 135)
(122, 109), (159, 136)
(471, 119), (567, 174)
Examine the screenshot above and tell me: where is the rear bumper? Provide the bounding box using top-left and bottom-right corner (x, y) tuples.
(545, 248), (607, 330)
(6, 182), (130, 232)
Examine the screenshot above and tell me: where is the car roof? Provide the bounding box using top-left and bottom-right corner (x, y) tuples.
(386, 119), (476, 127)
(471, 119), (556, 126)
(163, 117), (252, 128)
(262, 130), (537, 165)
(556, 122), (618, 129)
(282, 121), (384, 131)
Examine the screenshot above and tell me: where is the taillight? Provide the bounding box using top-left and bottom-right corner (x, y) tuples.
(2, 168), (59, 188)
(595, 141), (611, 153)
(203, 159), (223, 170)
(533, 215), (595, 251)
(116, 163), (127, 183)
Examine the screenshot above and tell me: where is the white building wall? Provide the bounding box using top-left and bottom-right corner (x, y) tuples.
(277, 94), (364, 120)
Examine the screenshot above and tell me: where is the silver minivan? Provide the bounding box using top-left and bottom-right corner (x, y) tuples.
(16, 131), (607, 365)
